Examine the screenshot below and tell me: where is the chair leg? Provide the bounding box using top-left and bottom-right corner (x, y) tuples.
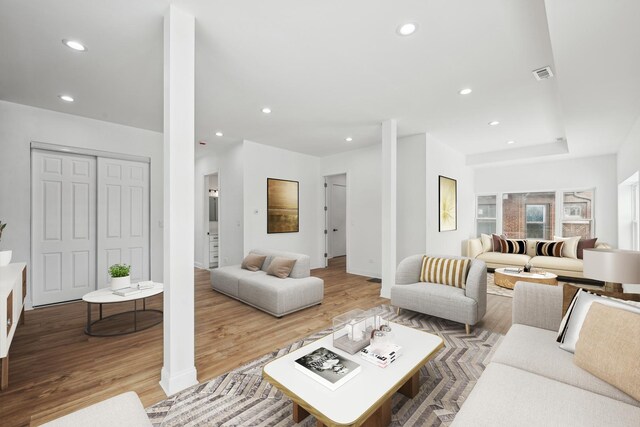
(465, 324), (472, 335)
(396, 307), (401, 315)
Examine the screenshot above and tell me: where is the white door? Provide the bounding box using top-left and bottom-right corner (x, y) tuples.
(31, 150), (97, 306)
(96, 158), (150, 287)
(330, 184), (347, 257)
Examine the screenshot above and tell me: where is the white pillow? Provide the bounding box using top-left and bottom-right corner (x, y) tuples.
(554, 235), (580, 259)
(557, 290), (640, 353)
(480, 234), (493, 253)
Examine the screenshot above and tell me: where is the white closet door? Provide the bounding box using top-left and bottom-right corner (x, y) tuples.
(31, 150), (97, 306)
(97, 158), (150, 287)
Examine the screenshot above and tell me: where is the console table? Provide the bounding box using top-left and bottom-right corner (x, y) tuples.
(0, 262), (26, 390)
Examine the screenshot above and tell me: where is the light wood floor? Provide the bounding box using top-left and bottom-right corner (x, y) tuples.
(0, 257), (512, 426)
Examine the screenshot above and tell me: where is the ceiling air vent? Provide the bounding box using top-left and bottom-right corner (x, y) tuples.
(532, 66), (554, 81)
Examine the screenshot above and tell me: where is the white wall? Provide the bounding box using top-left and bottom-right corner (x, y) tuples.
(321, 145), (382, 277)
(194, 142), (244, 268)
(425, 134), (476, 256)
(397, 134), (427, 261)
(617, 114), (640, 185)
(242, 140), (323, 269)
(0, 100), (163, 307)
(474, 154), (619, 246)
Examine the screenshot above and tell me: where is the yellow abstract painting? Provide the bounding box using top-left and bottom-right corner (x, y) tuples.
(439, 176), (457, 231)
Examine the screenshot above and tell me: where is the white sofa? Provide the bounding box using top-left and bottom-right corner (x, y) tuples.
(391, 255), (487, 334)
(210, 249), (324, 317)
(452, 282), (640, 426)
(465, 238), (610, 279)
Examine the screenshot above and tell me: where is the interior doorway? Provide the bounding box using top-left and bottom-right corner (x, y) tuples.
(324, 173), (347, 269)
(205, 173), (219, 268)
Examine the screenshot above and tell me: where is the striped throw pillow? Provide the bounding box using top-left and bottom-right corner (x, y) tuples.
(419, 256), (470, 289)
(536, 241), (564, 257)
(500, 239), (527, 254)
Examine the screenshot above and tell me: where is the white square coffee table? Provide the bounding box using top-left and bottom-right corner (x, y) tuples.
(263, 322), (444, 426)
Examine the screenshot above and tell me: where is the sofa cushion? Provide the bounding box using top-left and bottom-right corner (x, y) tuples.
(575, 303), (640, 402)
(491, 233), (506, 252)
(491, 324), (640, 407)
(210, 266), (262, 297)
(266, 257), (296, 278)
(241, 253), (267, 271)
(249, 248), (310, 278)
(529, 255), (583, 271)
(554, 235), (581, 259)
(500, 238), (527, 254)
(535, 240), (564, 257)
(476, 252), (530, 266)
(480, 233), (493, 252)
(577, 237), (598, 259)
(390, 282), (477, 325)
(419, 256), (470, 288)
(451, 363), (640, 427)
(238, 274), (323, 316)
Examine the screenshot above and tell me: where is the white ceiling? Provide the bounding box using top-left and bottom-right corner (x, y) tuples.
(0, 0), (638, 160)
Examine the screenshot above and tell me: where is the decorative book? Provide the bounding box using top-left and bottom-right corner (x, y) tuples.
(113, 287), (141, 297)
(294, 347), (361, 391)
(359, 344), (402, 368)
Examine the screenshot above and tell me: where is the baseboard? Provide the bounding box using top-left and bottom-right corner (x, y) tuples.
(194, 262), (204, 269)
(160, 366), (198, 396)
(347, 267), (381, 279)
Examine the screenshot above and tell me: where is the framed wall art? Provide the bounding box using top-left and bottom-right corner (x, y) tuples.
(267, 178), (299, 233)
(438, 175), (457, 232)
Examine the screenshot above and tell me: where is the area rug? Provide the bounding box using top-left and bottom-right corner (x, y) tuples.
(146, 305), (503, 426)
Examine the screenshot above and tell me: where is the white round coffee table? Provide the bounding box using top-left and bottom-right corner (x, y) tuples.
(82, 283), (163, 336)
(494, 268), (558, 289)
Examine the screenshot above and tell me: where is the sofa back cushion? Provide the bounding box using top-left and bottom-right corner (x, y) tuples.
(241, 253), (267, 271)
(419, 256), (470, 289)
(500, 239), (527, 254)
(248, 248), (310, 278)
(536, 241), (564, 257)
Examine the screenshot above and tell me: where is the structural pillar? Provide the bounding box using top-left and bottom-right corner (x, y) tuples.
(381, 119), (397, 298)
(160, 4), (198, 396)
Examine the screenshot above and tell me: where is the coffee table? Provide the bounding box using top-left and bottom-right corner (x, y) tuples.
(82, 283), (163, 336)
(494, 268), (558, 289)
(263, 322), (443, 426)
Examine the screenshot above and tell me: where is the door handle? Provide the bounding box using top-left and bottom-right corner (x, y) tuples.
(333, 228), (338, 232)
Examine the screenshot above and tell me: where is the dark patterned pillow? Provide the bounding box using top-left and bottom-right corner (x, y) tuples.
(500, 239), (527, 254)
(536, 241), (564, 257)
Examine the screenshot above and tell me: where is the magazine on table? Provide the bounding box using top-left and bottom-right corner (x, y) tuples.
(294, 347), (361, 391)
(359, 344), (402, 368)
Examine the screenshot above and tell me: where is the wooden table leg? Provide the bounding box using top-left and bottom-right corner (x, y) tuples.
(293, 402), (311, 423)
(1, 355), (8, 391)
(362, 397), (392, 427)
(398, 371), (420, 398)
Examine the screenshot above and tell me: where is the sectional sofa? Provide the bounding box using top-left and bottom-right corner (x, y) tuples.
(210, 249), (324, 317)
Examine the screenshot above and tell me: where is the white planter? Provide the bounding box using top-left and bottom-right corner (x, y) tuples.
(110, 275), (131, 291)
(0, 250), (12, 267)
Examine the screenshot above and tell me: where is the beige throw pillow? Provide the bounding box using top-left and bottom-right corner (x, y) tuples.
(419, 256), (470, 289)
(554, 235), (580, 259)
(480, 234), (493, 253)
(266, 257), (296, 278)
(574, 303), (640, 401)
(241, 253), (267, 272)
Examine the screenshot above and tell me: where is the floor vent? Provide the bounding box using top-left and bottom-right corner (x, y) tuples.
(532, 66), (553, 80)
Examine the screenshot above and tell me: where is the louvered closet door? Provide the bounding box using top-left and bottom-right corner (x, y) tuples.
(96, 158), (150, 287)
(31, 150), (97, 306)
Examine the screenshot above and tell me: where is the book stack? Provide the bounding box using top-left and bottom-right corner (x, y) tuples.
(359, 344), (402, 368)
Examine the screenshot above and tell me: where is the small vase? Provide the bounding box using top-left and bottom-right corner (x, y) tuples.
(0, 250), (12, 267)
(110, 275), (131, 291)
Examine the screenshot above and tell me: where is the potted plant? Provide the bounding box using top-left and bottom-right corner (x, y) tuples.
(0, 221), (11, 266)
(108, 263), (131, 290)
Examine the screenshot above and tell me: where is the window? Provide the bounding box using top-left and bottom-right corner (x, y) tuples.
(502, 192), (555, 239)
(562, 190), (594, 238)
(476, 195), (496, 235)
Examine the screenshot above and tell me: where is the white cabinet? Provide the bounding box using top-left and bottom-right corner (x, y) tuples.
(0, 262), (26, 390)
(209, 234), (219, 268)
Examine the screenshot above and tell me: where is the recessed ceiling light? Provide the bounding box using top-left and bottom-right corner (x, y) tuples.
(488, 121), (500, 126)
(507, 140), (516, 145)
(62, 39), (87, 52)
(459, 88), (472, 95)
(58, 94), (74, 102)
(261, 107), (272, 114)
(345, 137), (353, 142)
(215, 131), (223, 137)
(397, 23), (417, 36)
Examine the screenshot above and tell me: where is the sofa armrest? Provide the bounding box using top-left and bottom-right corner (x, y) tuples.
(465, 238), (483, 259)
(395, 254), (424, 285)
(595, 242), (612, 249)
(464, 259), (487, 322)
(512, 282), (563, 331)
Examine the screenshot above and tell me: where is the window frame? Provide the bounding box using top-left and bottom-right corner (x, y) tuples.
(560, 188), (596, 239)
(475, 194), (498, 236)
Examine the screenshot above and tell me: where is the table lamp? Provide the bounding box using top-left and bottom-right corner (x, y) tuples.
(583, 248), (640, 293)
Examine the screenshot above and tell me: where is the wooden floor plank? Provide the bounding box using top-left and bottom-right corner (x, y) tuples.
(0, 256), (512, 426)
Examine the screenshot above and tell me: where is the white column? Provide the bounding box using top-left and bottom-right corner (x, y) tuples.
(160, 4), (198, 396)
(381, 119), (397, 298)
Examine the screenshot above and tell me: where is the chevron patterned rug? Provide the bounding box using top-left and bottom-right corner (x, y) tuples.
(146, 305), (504, 426)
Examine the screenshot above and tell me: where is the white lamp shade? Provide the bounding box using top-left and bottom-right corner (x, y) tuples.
(583, 248), (640, 283)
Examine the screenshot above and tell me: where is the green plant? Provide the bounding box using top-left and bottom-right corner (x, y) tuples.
(108, 264), (130, 278)
(0, 221), (6, 242)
